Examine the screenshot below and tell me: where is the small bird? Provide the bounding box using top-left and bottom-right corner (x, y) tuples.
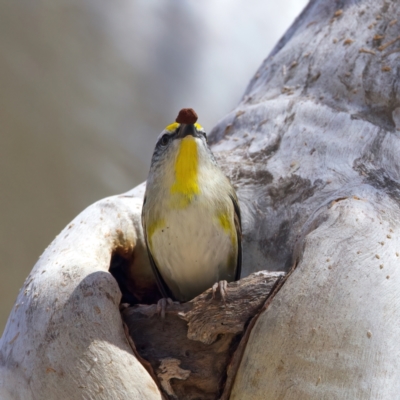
(142, 108), (241, 302)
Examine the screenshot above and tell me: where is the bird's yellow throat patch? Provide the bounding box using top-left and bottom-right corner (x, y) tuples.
(170, 136), (199, 208)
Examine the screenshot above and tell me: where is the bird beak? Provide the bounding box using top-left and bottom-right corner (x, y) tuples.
(177, 123), (196, 139)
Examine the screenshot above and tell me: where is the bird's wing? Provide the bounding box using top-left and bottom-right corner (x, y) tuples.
(229, 193), (242, 281)
(142, 196), (175, 299)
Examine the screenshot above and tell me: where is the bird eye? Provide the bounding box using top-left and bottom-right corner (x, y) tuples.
(160, 134), (170, 146)
(201, 131), (207, 141)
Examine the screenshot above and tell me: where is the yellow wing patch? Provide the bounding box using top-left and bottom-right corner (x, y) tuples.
(170, 136), (199, 208)
(147, 218), (166, 247)
(194, 123), (203, 131)
(217, 212), (236, 246)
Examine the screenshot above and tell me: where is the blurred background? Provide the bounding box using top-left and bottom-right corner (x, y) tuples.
(0, 0), (307, 334)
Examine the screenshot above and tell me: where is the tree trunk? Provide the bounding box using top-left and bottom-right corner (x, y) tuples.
(2, 0), (400, 398)
(224, 0), (400, 397)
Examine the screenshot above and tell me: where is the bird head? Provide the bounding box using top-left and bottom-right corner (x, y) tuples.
(146, 108), (217, 207)
(148, 108), (215, 175)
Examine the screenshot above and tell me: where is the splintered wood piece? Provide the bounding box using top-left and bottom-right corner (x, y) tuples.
(157, 358), (191, 398)
(180, 271), (284, 345)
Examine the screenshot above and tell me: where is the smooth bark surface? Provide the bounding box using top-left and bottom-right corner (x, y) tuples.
(0, 191), (162, 400)
(2, 0), (400, 398)
(216, 0), (400, 398)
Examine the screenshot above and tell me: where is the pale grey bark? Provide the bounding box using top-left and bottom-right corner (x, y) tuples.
(0, 191), (162, 400)
(224, 0), (400, 398)
(2, 0), (400, 398)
